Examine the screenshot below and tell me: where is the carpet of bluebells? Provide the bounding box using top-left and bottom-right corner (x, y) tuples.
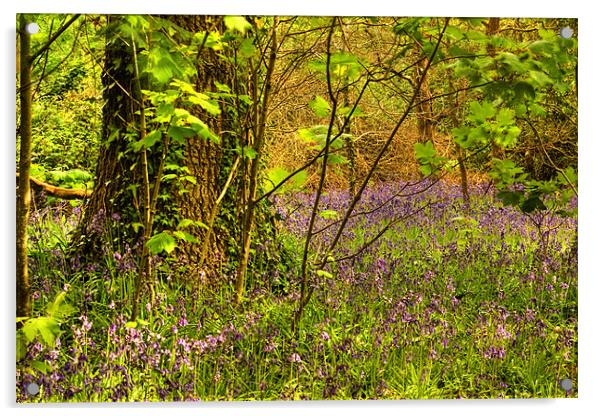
(16, 181), (577, 401)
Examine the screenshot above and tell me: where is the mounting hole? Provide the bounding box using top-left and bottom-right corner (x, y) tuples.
(559, 378), (573, 392)
(25, 22), (39, 35)
(560, 27), (574, 39)
(26, 382), (40, 396)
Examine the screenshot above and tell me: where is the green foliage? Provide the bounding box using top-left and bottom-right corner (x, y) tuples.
(146, 231), (177, 255)
(224, 16), (252, 34)
(263, 167), (308, 194)
(309, 96), (331, 118)
(414, 141), (447, 176)
(17, 290), (76, 361)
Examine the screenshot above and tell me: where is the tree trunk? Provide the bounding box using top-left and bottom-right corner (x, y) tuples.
(74, 16), (278, 295)
(17, 15), (33, 318)
(71, 16), (140, 268)
(170, 15), (243, 285)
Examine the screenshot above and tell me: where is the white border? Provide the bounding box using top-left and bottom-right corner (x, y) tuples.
(3, 1), (599, 416)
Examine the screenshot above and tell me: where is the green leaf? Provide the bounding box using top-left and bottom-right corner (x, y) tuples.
(528, 70), (553, 87)
(496, 108), (515, 126)
(214, 81), (231, 93)
(467, 101), (496, 123)
(521, 194), (546, 213)
(154, 103), (175, 123)
(327, 154), (348, 165)
(173, 230), (199, 243)
(309, 96), (331, 118)
(132, 130), (162, 152)
(528, 40), (555, 55)
(125, 321), (138, 329)
(558, 167), (577, 187)
(167, 126), (196, 143)
(316, 270), (333, 279)
(188, 95), (221, 116)
(182, 175), (197, 184)
(319, 210), (338, 220)
(243, 146), (258, 159)
(146, 48), (179, 84)
(146, 231), (177, 255)
(239, 38), (256, 58)
(22, 317), (60, 347)
(46, 291), (75, 321)
(264, 167), (307, 194)
(513, 81), (536, 101)
(497, 190), (522, 206)
(162, 173), (177, 181)
(224, 16), (252, 34)
(529, 103), (547, 117)
(190, 121), (220, 143)
(337, 105), (364, 119)
(465, 30), (488, 41)
(177, 218), (196, 229)
(31, 360), (52, 375)
(444, 25), (465, 41)
(414, 141), (437, 161)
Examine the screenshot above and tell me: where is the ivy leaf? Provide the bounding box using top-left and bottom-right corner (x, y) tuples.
(146, 231), (177, 255)
(224, 16), (252, 34)
(309, 96), (331, 118)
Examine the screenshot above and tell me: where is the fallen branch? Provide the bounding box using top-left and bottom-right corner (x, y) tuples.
(16, 173), (92, 199)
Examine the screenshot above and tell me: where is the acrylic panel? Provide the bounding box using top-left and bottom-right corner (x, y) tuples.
(15, 14), (578, 402)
